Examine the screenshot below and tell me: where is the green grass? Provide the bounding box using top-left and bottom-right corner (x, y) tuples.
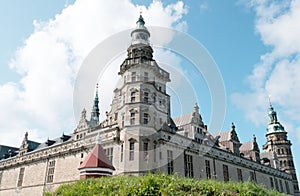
(45, 173), (287, 196)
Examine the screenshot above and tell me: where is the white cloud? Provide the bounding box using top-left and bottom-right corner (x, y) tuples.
(0, 0), (188, 147)
(231, 0), (300, 142)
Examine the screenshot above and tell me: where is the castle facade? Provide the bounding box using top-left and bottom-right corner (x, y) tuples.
(0, 15), (298, 195)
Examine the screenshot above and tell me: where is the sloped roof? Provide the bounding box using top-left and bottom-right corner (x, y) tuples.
(240, 141), (253, 152)
(213, 131), (230, 142)
(27, 140), (41, 151)
(79, 143), (115, 170)
(0, 145), (18, 160)
(35, 134), (73, 150)
(173, 113), (193, 126)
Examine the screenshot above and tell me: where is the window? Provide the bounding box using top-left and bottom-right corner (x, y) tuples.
(279, 180), (283, 192)
(223, 165), (229, 182)
(237, 168), (243, 182)
(122, 115), (125, 127)
(205, 160), (211, 179)
(131, 72), (136, 82)
(144, 72), (149, 81)
(143, 113), (149, 124)
(285, 181), (290, 194)
(274, 178), (279, 191)
(153, 144), (157, 162)
(131, 92), (136, 102)
(130, 112), (135, 125)
(185, 154), (193, 178)
(270, 177), (274, 189)
(144, 92), (149, 103)
(277, 149), (281, 155)
(46, 160), (55, 183)
(81, 153), (84, 158)
(129, 141), (134, 161)
(17, 167), (25, 187)
(144, 142), (149, 161)
(0, 171), (3, 185)
(105, 147), (113, 162)
(167, 150), (174, 175)
(120, 144), (124, 162)
(250, 171), (256, 182)
(114, 113), (118, 121)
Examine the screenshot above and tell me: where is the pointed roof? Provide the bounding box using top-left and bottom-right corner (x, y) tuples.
(90, 84), (100, 126)
(79, 137), (115, 171)
(266, 103), (286, 135)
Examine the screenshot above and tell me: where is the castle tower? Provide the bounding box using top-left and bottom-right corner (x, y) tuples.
(102, 14), (171, 174)
(263, 103), (299, 194)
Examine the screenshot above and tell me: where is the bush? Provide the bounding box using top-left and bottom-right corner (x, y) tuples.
(45, 173), (287, 196)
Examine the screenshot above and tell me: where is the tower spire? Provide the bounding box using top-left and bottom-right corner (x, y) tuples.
(130, 12), (150, 45)
(90, 83), (100, 126)
(268, 96), (278, 124)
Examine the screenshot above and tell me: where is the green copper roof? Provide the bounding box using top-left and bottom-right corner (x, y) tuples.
(266, 104), (286, 134)
(137, 15), (145, 26)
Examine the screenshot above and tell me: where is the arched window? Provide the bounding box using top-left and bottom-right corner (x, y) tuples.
(277, 149), (281, 155)
(281, 148), (284, 154)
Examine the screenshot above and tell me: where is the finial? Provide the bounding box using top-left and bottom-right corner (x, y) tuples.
(253, 134), (256, 142)
(139, 7), (142, 16)
(268, 95), (272, 107)
(194, 102), (199, 112)
(231, 122), (235, 130)
(81, 108), (87, 119)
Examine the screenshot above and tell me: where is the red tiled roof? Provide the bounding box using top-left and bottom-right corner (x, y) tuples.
(79, 143), (115, 170)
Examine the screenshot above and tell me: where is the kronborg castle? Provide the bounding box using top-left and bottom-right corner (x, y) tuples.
(0, 15), (299, 195)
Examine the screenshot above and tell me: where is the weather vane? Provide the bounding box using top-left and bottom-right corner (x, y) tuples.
(268, 94), (272, 106)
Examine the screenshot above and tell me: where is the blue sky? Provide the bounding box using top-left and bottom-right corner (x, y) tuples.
(0, 0), (299, 180)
